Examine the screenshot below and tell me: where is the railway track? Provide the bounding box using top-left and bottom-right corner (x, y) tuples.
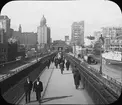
(16, 60), (55, 104)
(1, 52), (57, 104)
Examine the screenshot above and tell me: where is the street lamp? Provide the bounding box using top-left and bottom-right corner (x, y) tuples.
(99, 34), (104, 75)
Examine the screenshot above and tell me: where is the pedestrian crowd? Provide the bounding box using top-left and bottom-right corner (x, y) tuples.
(23, 53), (84, 104)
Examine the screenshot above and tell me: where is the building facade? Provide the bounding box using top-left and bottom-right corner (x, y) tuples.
(93, 31), (101, 41)
(12, 24), (37, 50)
(37, 15), (51, 49)
(0, 15), (11, 63)
(65, 35), (70, 45)
(101, 27), (122, 51)
(109, 35), (122, 52)
(0, 15), (11, 43)
(71, 21), (84, 46)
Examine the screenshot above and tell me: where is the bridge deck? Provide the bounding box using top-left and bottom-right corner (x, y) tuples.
(19, 63), (94, 105)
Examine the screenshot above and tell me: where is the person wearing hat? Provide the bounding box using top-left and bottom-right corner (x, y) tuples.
(33, 77), (43, 103)
(73, 65), (81, 89)
(24, 76), (33, 104)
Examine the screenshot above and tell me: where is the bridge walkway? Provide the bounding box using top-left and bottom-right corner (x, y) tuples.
(19, 62), (94, 105)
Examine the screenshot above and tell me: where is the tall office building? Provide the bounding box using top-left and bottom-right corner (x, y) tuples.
(0, 15), (11, 43)
(71, 21), (84, 46)
(37, 15), (51, 49)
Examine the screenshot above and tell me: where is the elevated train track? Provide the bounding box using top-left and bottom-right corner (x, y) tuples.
(0, 52), (57, 104)
(64, 53), (120, 104)
(1, 51), (121, 104)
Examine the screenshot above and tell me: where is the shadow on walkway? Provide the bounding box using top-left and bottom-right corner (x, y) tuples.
(63, 73), (72, 75)
(41, 95), (73, 103)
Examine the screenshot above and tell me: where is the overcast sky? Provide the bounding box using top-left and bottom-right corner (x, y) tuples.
(1, 0), (122, 45)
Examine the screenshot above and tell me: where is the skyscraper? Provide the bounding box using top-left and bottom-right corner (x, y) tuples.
(71, 21), (84, 46)
(37, 15), (51, 49)
(0, 15), (11, 43)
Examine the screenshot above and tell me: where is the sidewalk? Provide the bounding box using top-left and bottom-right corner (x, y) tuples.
(19, 63), (94, 104)
(41, 65), (93, 104)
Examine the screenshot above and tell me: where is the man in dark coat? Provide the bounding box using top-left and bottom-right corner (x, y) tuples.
(66, 60), (70, 70)
(59, 62), (64, 74)
(47, 59), (51, 69)
(73, 66), (81, 89)
(55, 58), (59, 68)
(24, 77), (33, 104)
(33, 77), (43, 103)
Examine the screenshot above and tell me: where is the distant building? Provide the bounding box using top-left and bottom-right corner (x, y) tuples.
(12, 24), (37, 50)
(65, 36), (69, 42)
(12, 25), (22, 44)
(0, 15), (11, 63)
(0, 15), (11, 43)
(109, 35), (122, 52)
(93, 31), (101, 41)
(47, 27), (51, 45)
(101, 27), (122, 38)
(71, 21), (84, 46)
(37, 15), (51, 49)
(50, 38), (52, 43)
(101, 27), (122, 51)
(65, 35), (70, 45)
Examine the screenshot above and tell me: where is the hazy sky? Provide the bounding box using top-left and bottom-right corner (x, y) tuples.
(1, 0), (122, 45)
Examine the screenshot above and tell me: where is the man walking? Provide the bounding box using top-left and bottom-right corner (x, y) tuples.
(73, 66), (81, 89)
(66, 60), (70, 70)
(24, 77), (33, 104)
(59, 62), (64, 74)
(47, 59), (51, 69)
(55, 58), (59, 68)
(33, 77), (43, 103)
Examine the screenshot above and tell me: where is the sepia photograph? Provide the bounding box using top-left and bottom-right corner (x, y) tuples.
(0, 0), (122, 104)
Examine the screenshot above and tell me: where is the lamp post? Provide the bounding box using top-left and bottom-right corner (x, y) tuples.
(99, 34), (104, 75)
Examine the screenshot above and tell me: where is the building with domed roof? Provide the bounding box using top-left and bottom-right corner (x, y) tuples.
(37, 15), (51, 49)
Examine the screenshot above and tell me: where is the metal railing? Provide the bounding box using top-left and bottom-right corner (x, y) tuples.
(68, 53), (122, 96)
(65, 53), (120, 104)
(0, 52), (53, 82)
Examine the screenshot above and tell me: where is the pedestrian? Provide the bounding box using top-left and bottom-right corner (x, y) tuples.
(62, 58), (65, 68)
(73, 66), (81, 89)
(47, 59), (51, 69)
(66, 60), (70, 70)
(55, 58), (59, 68)
(33, 77), (43, 103)
(59, 62), (64, 74)
(24, 76), (33, 104)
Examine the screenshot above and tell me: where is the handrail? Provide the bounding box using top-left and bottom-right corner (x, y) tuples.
(68, 53), (122, 96)
(65, 53), (119, 104)
(0, 52), (53, 82)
